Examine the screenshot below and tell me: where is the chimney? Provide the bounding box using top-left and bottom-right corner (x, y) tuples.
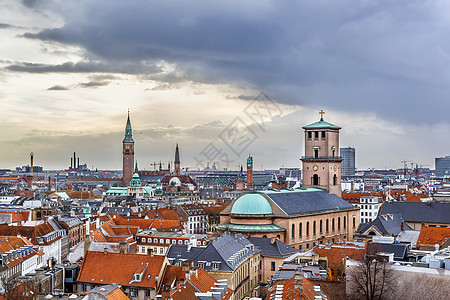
(96, 218), (100, 229)
(351, 180), (354, 193)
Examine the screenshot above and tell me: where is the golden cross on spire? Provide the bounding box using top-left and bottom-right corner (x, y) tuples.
(319, 109), (325, 120)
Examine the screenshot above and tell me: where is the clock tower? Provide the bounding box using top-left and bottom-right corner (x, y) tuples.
(301, 110), (342, 196)
(122, 110), (135, 186)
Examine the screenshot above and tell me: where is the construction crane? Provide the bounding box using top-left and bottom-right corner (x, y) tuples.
(401, 160), (412, 175)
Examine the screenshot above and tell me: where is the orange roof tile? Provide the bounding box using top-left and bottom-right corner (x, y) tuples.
(417, 227), (450, 246)
(78, 251), (166, 288)
(315, 245), (365, 269)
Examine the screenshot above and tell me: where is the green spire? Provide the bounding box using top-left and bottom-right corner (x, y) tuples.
(247, 155), (253, 164)
(123, 110), (134, 143)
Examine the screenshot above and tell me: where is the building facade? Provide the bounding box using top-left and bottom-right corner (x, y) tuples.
(340, 147), (356, 177)
(436, 156), (450, 177)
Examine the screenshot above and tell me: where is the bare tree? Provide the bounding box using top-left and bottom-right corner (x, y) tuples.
(394, 274), (449, 300)
(347, 247), (396, 300)
(0, 276), (36, 300)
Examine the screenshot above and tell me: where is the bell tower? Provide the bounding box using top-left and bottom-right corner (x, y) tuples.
(247, 155), (253, 189)
(122, 110), (135, 186)
(301, 110), (342, 196)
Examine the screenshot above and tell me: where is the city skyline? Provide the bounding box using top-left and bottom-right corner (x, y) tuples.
(1, 1), (450, 170)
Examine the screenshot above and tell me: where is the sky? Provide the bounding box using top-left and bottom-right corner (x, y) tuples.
(1, 0), (450, 171)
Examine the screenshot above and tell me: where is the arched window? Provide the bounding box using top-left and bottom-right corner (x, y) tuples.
(320, 220), (323, 234)
(333, 174), (337, 185)
(313, 221), (316, 236)
(292, 224), (295, 239)
(299, 223), (302, 238)
(353, 216), (356, 228)
(332, 218), (335, 231)
(306, 222), (310, 236)
(338, 217), (341, 231)
(344, 216), (346, 229)
(276, 234), (281, 239)
(313, 174), (319, 185)
(326, 219), (329, 233)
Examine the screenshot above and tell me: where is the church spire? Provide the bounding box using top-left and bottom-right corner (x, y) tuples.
(135, 161), (139, 172)
(174, 143), (181, 175)
(175, 143), (180, 164)
(123, 109), (134, 143)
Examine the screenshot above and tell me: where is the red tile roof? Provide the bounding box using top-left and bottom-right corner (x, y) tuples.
(417, 227), (450, 247)
(78, 251), (167, 288)
(171, 268), (232, 300)
(315, 244), (365, 269)
(0, 223), (60, 245)
(267, 277), (301, 300)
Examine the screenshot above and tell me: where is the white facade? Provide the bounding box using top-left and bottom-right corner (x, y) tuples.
(353, 196), (382, 224)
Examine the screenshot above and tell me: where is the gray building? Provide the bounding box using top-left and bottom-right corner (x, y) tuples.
(435, 156), (450, 177)
(340, 147), (355, 176)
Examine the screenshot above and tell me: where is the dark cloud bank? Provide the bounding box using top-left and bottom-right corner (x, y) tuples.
(14, 0), (450, 124)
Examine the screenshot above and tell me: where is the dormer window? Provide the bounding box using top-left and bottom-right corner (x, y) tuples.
(134, 274), (140, 281)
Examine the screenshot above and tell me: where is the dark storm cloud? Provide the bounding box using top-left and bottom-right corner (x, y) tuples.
(79, 81), (109, 88)
(47, 85), (69, 90)
(21, 0), (450, 123)
(6, 60), (162, 74)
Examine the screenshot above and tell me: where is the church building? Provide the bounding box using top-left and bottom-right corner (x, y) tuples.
(217, 111), (360, 250)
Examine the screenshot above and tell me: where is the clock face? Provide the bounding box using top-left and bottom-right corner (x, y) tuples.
(313, 165), (318, 171)
(334, 165), (337, 171)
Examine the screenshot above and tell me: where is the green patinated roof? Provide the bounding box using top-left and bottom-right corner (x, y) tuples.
(104, 186), (128, 196)
(123, 113), (134, 143)
(217, 223), (285, 232)
(302, 119), (341, 130)
(231, 193), (273, 215)
(247, 156), (253, 164)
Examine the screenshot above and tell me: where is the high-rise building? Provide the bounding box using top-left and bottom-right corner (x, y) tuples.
(340, 147), (356, 177)
(435, 156), (450, 177)
(122, 111), (135, 186)
(301, 110), (342, 197)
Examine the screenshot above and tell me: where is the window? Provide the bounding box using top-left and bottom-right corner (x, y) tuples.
(338, 217), (341, 231)
(212, 262), (220, 270)
(166, 239), (170, 244)
(320, 220), (323, 234)
(332, 218), (335, 231)
(306, 243), (309, 249)
(153, 238), (158, 243)
(178, 240), (183, 245)
(142, 238), (146, 243)
(299, 223), (302, 237)
(291, 224), (295, 239)
(308, 131), (312, 139)
(130, 288), (138, 297)
(314, 149), (319, 158)
(313, 174), (319, 185)
(271, 261), (275, 271)
(313, 221), (316, 236)
(306, 222), (310, 236)
(198, 262), (205, 269)
(321, 131), (326, 139)
(326, 219), (329, 233)
(333, 174), (337, 185)
(160, 239), (164, 244)
(159, 248), (164, 254)
(344, 216), (346, 229)
(81, 284), (87, 292)
(353, 216), (356, 228)
(314, 131), (319, 139)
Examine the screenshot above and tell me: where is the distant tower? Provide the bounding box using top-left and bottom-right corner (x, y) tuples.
(174, 143), (181, 175)
(122, 110), (135, 186)
(301, 110), (342, 196)
(340, 147), (356, 177)
(247, 155), (253, 189)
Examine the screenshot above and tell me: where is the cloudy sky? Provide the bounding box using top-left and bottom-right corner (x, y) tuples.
(1, 0), (449, 171)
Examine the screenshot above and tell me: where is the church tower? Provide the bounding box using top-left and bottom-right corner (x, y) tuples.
(122, 111), (135, 186)
(174, 143), (180, 175)
(247, 155), (253, 189)
(301, 110), (342, 196)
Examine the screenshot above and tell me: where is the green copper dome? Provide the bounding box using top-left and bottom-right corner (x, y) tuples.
(247, 156), (253, 164)
(231, 193), (273, 215)
(302, 120), (341, 130)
